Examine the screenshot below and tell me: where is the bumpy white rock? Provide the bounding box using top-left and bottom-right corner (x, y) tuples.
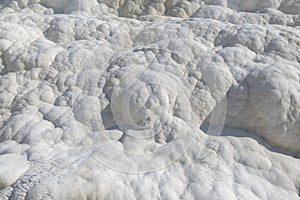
(0, 0), (299, 199)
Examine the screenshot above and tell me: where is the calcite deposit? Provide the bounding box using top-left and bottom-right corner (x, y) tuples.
(0, 0), (299, 199)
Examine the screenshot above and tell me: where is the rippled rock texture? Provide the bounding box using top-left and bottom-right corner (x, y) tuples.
(0, 0), (300, 199)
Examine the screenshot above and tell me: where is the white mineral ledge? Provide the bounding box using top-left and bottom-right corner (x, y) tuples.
(0, 154), (29, 189)
(0, 0), (300, 199)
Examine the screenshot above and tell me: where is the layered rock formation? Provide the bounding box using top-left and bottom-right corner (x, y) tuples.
(0, 0), (299, 199)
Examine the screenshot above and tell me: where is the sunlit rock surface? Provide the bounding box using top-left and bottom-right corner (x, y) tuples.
(0, 0), (300, 199)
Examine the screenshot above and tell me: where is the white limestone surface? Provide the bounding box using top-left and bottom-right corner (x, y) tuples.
(0, 0), (299, 199)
